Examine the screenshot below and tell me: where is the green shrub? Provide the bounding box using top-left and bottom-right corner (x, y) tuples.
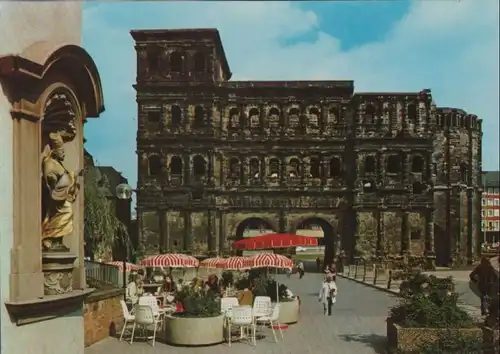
(389, 271), (476, 329)
(221, 271), (234, 287)
(266, 280), (293, 302)
(174, 287), (220, 318)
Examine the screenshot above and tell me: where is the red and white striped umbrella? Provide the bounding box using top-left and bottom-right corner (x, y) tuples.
(106, 261), (141, 271)
(217, 256), (250, 270)
(140, 254), (199, 268)
(200, 257), (226, 269)
(245, 253), (293, 269)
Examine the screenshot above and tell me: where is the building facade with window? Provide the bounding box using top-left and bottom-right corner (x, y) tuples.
(132, 28), (483, 267)
(481, 171), (500, 243)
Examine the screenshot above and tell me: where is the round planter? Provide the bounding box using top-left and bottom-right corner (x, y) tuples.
(165, 314), (224, 346)
(275, 298), (299, 324)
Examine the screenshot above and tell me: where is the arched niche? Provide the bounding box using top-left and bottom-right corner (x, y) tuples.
(0, 41), (104, 310)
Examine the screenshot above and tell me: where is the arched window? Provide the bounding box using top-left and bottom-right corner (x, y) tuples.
(170, 51), (183, 73)
(387, 154), (402, 174)
(309, 107), (320, 127)
(288, 158), (300, 178)
(194, 106), (204, 127)
(249, 108), (260, 128)
(171, 105), (182, 127)
(365, 156), (376, 174)
(268, 107), (280, 129)
(193, 52), (206, 72)
(310, 158), (321, 178)
(193, 155), (206, 179)
(329, 157), (342, 177)
(170, 156), (183, 176)
(249, 158), (260, 180)
(411, 155), (424, 173)
(229, 108), (240, 128)
(229, 158), (240, 179)
(365, 103), (375, 124)
(407, 103), (417, 126)
(148, 155), (162, 176)
(288, 108), (300, 129)
(269, 158), (280, 179)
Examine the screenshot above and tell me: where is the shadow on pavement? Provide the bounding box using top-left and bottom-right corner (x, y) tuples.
(338, 334), (388, 354)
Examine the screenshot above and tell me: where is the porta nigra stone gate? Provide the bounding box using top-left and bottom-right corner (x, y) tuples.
(132, 29), (483, 267)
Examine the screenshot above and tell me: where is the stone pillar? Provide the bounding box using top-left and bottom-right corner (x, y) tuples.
(220, 153), (226, 186)
(183, 211), (192, 252)
(183, 153), (191, 185)
(320, 157), (328, 186)
(400, 211), (410, 255)
(159, 211), (170, 253)
(424, 208), (436, 269)
(218, 212), (226, 255)
(376, 209), (383, 257)
(207, 210), (216, 254)
(260, 155), (266, 184)
(280, 155), (286, 185)
(242, 158), (248, 185)
(207, 149), (214, 185)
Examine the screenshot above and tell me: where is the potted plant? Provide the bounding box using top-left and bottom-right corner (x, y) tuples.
(165, 287), (224, 346)
(387, 270), (482, 353)
(266, 279), (299, 324)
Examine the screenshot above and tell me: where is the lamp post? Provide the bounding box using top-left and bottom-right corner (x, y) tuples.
(116, 182), (134, 299)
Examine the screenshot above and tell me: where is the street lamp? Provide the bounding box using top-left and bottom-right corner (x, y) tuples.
(116, 183), (134, 299)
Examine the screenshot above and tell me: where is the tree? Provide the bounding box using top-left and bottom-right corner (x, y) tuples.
(84, 168), (130, 260)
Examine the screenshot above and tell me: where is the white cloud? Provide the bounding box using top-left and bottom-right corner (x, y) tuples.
(83, 0), (499, 191)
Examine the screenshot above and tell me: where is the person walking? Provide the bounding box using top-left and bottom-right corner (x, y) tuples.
(316, 257), (321, 272)
(470, 256), (497, 315)
(298, 261), (305, 279)
(318, 275), (337, 316)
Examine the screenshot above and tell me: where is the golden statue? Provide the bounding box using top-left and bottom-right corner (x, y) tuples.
(41, 131), (82, 251)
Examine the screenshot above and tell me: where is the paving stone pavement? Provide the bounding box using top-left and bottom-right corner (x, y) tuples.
(85, 273), (398, 354)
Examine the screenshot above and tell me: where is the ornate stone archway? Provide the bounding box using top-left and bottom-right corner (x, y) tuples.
(1, 41), (104, 322)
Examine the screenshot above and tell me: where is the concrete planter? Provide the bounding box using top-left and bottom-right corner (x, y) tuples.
(164, 314), (224, 346)
(483, 326), (500, 352)
(387, 319), (482, 352)
(276, 298), (299, 324)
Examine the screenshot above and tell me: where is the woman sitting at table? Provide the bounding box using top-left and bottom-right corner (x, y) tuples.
(126, 274), (144, 305)
(236, 279), (254, 306)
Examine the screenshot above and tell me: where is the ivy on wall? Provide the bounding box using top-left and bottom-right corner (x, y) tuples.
(83, 168), (130, 260)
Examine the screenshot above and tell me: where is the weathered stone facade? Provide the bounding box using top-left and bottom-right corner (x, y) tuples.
(131, 29), (482, 266)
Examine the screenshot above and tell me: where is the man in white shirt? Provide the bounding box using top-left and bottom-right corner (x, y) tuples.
(126, 274), (143, 305)
(297, 261), (305, 279)
(318, 275), (337, 316)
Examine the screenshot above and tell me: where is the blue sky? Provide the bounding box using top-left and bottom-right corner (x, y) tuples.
(82, 0), (499, 191)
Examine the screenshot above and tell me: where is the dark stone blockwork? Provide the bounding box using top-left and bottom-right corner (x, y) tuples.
(131, 28), (482, 267)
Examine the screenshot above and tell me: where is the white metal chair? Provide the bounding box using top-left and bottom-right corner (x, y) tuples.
(138, 295), (164, 320)
(227, 306), (256, 347)
(119, 300), (135, 341)
(221, 297), (240, 317)
(130, 305), (161, 346)
(256, 304), (283, 342)
(252, 296), (272, 319)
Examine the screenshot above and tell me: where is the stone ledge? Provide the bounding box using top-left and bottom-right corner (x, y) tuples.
(85, 288), (124, 303)
(5, 288), (95, 326)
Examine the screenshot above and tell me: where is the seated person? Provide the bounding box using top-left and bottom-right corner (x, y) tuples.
(236, 280), (254, 306)
(126, 274), (144, 305)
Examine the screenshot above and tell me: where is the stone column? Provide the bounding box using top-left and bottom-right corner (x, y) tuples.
(207, 210), (216, 254)
(183, 211), (192, 252)
(280, 155), (286, 185)
(218, 212), (226, 255)
(159, 211), (166, 253)
(242, 157), (248, 185)
(183, 152), (191, 185)
(376, 209), (383, 257)
(400, 211), (410, 255)
(260, 155), (266, 184)
(425, 207), (436, 269)
(207, 149), (214, 185)
(220, 153), (226, 186)
(320, 157), (328, 186)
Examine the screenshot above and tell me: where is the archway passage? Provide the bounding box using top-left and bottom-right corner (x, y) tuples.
(234, 217), (276, 256)
(295, 217), (336, 271)
(434, 224), (451, 267)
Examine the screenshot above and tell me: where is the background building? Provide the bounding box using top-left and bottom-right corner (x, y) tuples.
(132, 28), (483, 267)
(481, 171), (500, 243)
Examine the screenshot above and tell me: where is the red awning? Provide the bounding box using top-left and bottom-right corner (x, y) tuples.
(231, 233), (318, 251)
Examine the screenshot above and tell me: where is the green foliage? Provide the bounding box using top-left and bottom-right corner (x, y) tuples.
(418, 333), (484, 354)
(175, 287), (221, 318)
(389, 270), (476, 329)
(266, 280), (293, 302)
(84, 168), (130, 259)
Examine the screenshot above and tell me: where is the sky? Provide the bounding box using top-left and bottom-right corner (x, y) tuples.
(82, 0), (500, 192)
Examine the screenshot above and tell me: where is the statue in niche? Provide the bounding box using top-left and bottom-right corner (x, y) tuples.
(41, 131), (83, 252)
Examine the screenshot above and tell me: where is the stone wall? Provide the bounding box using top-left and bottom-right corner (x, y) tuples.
(84, 289), (124, 347)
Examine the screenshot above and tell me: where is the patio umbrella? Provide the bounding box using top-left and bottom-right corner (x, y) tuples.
(140, 254), (199, 268)
(231, 233), (318, 251)
(106, 261), (140, 271)
(217, 256), (250, 271)
(200, 257), (226, 268)
(245, 253), (293, 303)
